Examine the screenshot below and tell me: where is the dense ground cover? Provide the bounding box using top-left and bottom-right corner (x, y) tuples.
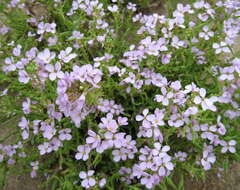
(0, 0), (240, 189)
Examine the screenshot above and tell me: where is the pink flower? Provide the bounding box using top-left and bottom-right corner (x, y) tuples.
(69, 31), (84, 40)
(99, 178), (106, 188)
(37, 49), (56, 64)
(58, 47), (77, 63)
(59, 128), (72, 141)
(48, 36), (58, 46)
(136, 109), (149, 122)
(108, 5), (118, 12)
(183, 82), (199, 94)
(193, 1), (205, 9)
(140, 175), (155, 189)
(171, 36), (185, 49)
(38, 142), (52, 155)
(37, 22), (56, 34)
(161, 53), (172, 64)
(22, 98), (31, 114)
(184, 106), (198, 116)
(21, 130), (29, 140)
(157, 155), (174, 176)
(152, 143), (170, 158)
(127, 2), (137, 12)
(13, 45), (22, 57)
(201, 145), (216, 170)
(18, 70), (30, 84)
(79, 170), (96, 189)
(75, 145), (91, 161)
(18, 117), (29, 130)
(201, 97), (218, 112)
(213, 42), (231, 54)
(99, 113), (118, 133)
(112, 148), (127, 162)
(168, 114), (184, 128)
(45, 62), (64, 81)
(174, 151), (188, 162)
(217, 116), (226, 135)
(194, 88), (218, 112)
(30, 161), (39, 178)
(154, 87), (174, 106)
(170, 81), (182, 91)
(0, 89), (8, 97)
(220, 140), (236, 153)
(86, 130), (101, 149)
(117, 116), (128, 126)
(42, 125), (56, 140)
(199, 26), (214, 40)
(147, 113), (165, 127)
(50, 138), (62, 151)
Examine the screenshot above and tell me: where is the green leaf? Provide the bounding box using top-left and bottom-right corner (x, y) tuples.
(0, 167), (6, 188)
(5, 10), (28, 39)
(51, 9), (73, 32)
(93, 154), (102, 167)
(178, 173), (184, 190)
(166, 176), (177, 190)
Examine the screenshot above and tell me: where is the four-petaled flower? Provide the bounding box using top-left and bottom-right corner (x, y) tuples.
(58, 47), (77, 63)
(79, 170), (96, 189)
(37, 49), (56, 64)
(213, 42), (231, 54)
(45, 62), (64, 81)
(194, 88), (218, 112)
(220, 140), (236, 153)
(199, 26), (214, 40)
(75, 145), (91, 161)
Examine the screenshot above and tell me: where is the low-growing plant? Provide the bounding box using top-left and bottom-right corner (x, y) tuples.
(0, 0), (240, 189)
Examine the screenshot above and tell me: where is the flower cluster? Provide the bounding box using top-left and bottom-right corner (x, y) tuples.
(56, 64), (102, 127)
